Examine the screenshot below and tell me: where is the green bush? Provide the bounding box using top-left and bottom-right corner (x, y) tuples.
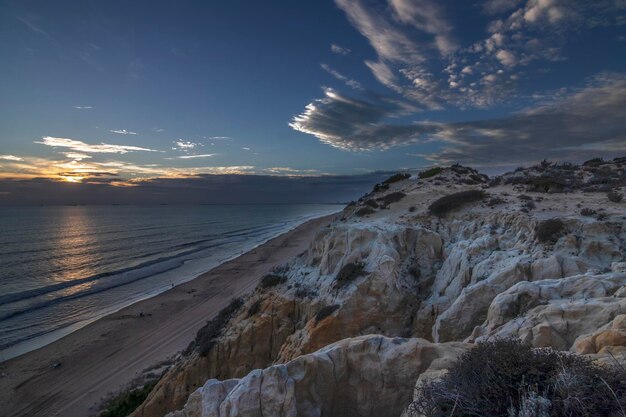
(355, 207), (376, 217)
(186, 297), (244, 356)
(99, 381), (157, 417)
(428, 190), (486, 217)
(335, 262), (366, 287)
(383, 173), (411, 184)
(419, 167), (444, 179)
(536, 218), (564, 243)
(409, 339), (626, 417)
(260, 274), (287, 288)
(315, 304), (340, 324)
(377, 191), (406, 207)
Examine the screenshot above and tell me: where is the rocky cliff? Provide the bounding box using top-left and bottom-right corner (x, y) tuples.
(132, 158), (626, 417)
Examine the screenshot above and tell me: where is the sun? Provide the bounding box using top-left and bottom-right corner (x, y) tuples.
(60, 175), (84, 183)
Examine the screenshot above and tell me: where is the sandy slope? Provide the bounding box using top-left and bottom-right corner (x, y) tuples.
(0, 214), (335, 417)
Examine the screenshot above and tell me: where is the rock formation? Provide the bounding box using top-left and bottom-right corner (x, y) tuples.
(132, 158), (626, 417)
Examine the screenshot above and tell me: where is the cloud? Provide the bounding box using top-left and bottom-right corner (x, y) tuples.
(320, 63), (363, 90)
(290, 88), (438, 150)
(332, 0), (625, 110)
(153, 128), (165, 133)
(483, 0), (524, 15)
(242, 147), (251, 151)
(73, 106), (93, 110)
(63, 152), (91, 160)
(0, 171), (394, 205)
(0, 155), (23, 161)
(36, 136), (158, 154)
(173, 140), (202, 151)
(171, 154), (216, 159)
(331, 44), (352, 55)
(291, 73), (626, 164)
(426, 73), (626, 165)
(110, 129), (137, 135)
(209, 136), (232, 140)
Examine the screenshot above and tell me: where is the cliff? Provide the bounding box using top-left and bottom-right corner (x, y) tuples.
(131, 158), (626, 417)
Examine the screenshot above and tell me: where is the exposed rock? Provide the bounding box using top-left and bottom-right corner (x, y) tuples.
(165, 335), (467, 417)
(134, 160), (626, 417)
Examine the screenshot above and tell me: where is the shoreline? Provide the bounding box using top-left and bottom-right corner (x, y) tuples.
(0, 209), (339, 362)
(0, 213), (336, 417)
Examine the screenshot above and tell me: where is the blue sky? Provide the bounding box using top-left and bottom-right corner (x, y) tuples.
(0, 0), (625, 189)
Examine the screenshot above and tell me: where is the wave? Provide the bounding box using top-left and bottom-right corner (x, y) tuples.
(0, 221), (292, 320)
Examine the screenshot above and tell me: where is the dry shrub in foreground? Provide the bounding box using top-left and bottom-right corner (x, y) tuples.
(409, 339), (626, 417)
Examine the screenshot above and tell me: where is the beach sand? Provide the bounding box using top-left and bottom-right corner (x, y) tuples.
(0, 214), (334, 417)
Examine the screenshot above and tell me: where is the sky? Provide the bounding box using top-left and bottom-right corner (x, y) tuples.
(0, 0), (625, 203)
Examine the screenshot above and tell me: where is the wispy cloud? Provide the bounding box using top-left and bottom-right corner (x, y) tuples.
(291, 73), (626, 164)
(331, 44), (352, 55)
(63, 152), (91, 160)
(172, 140), (202, 151)
(320, 63), (363, 90)
(0, 155), (23, 161)
(73, 106), (93, 110)
(36, 136), (158, 154)
(209, 136), (232, 140)
(332, 0), (625, 109)
(169, 153), (216, 159)
(110, 129), (137, 135)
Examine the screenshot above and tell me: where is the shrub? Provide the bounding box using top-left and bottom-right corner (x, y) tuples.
(260, 274), (287, 289)
(428, 190), (486, 217)
(383, 173), (410, 184)
(355, 207), (376, 217)
(247, 299), (262, 316)
(99, 381), (158, 417)
(187, 297), (244, 356)
(408, 339), (626, 417)
(335, 262), (366, 287)
(580, 208), (596, 216)
(526, 175), (566, 193)
(583, 157), (605, 167)
(295, 286), (317, 298)
(408, 206), (416, 212)
(536, 218), (564, 244)
(608, 190), (623, 203)
(363, 199), (379, 208)
(419, 167), (444, 179)
(372, 182), (390, 193)
(315, 304), (340, 324)
(377, 191), (406, 207)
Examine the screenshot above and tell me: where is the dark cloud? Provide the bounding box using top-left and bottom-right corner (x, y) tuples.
(0, 172), (393, 205)
(292, 73), (626, 165)
(290, 88), (437, 151)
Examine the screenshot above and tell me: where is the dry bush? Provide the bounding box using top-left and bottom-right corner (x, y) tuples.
(315, 304), (340, 324)
(608, 190), (624, 203)
(580, 208), (596, 216)
(260, 273), (287, 289)
(536, 219), (564, 244)
(419, 167), (444, 179)
(187, 297), (244, 356)
(409, 339), (626, 417)
(377, 191), (406, 207)
(335, 262), (366, 288)
(355, 207), (376, 217)
(383, 173), (411, 184)
(428, 190), (486, 217)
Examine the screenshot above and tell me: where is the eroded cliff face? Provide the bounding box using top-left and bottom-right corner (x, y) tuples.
(133, 159), (626, 417)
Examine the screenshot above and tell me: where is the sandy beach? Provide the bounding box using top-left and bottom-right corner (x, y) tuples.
(0, 214), (334, 417)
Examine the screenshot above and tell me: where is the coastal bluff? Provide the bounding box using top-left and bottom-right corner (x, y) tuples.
(134, 159), (625, 417)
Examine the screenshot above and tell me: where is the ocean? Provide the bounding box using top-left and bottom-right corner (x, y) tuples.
(0, 204), (341, 361)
